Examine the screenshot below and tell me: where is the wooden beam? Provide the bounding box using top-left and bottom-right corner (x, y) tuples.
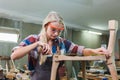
(53, 55), (106, 61)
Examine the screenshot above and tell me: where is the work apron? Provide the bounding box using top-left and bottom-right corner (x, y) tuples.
(30, 56), (63, 80)
(30, 57), (52, 80)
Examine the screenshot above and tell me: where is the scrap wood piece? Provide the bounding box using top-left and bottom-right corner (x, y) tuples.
(6, 72), (16, 79)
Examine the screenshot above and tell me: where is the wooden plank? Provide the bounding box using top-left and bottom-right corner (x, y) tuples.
(53, 55), (106, 61)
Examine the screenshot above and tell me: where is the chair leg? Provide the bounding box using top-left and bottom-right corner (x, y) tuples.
(81, 61), (86, 80)
(107, 57), (118, 80)
(51, 56), (60, 80)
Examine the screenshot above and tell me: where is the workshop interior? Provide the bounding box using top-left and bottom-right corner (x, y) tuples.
(0, 0), (120, 80)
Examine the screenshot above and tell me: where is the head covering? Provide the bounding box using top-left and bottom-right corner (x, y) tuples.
(42, 11), (65, 28)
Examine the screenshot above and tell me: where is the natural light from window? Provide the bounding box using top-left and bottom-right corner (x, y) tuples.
(0, 33), (19, 43)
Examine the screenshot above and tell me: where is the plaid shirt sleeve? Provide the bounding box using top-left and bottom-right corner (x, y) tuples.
(12, 34), (39, 71)
(63, 39), (85, 56)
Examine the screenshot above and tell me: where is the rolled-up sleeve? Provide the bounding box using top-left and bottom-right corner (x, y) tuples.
(68, 43), (84, 56)
(11, 46), (21, 52)
(77, 45), (85, 56)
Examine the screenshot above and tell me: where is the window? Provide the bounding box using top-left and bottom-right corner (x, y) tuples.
(0, 27), (19, 43)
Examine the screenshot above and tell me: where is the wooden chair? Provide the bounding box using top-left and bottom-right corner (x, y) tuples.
(50, 20), (118, 80)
